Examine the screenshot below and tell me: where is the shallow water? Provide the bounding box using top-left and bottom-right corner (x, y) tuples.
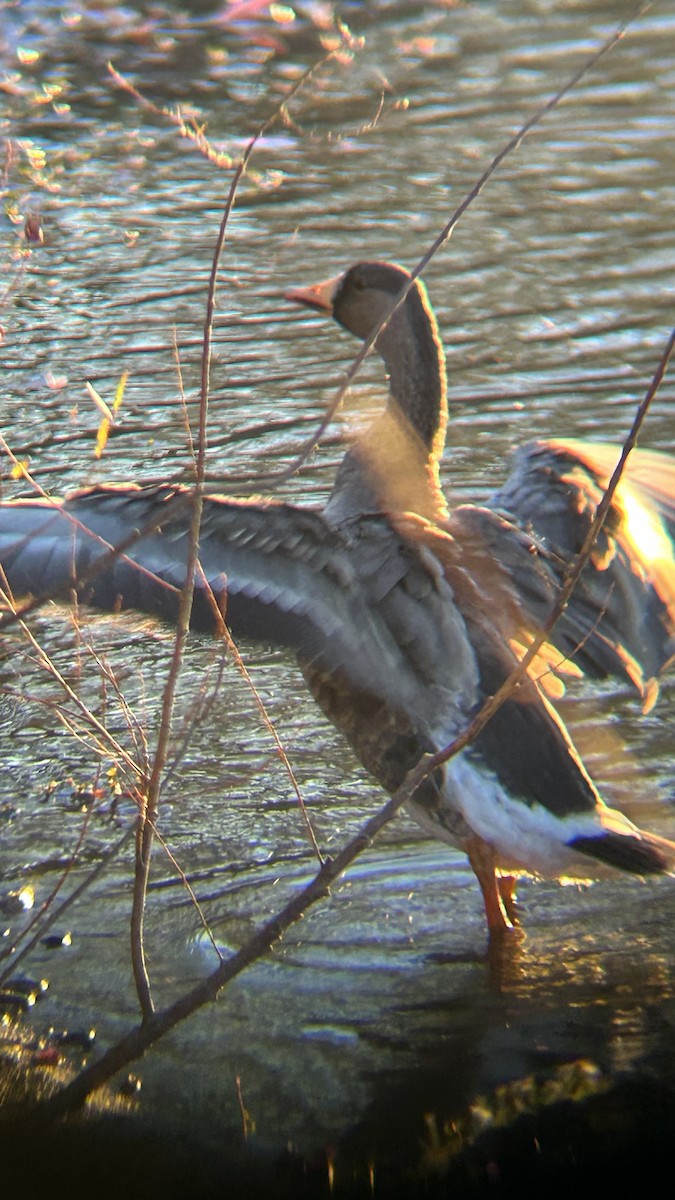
(1, 0), (675, 1192)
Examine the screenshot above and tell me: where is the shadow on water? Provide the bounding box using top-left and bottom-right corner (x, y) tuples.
(2, 0), (675, 1196)
(4, 874), (675, 1197)
(5, 831), (675, 1196)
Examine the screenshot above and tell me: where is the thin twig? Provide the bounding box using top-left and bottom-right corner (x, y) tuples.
(107, 65), (234, 169)
(0, 590), (146, 779)
(127, 43), (349, 1017)
(193, 561), (324, 863)
(0, 823), (136, 989)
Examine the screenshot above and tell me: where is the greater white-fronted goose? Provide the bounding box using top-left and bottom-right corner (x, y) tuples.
(1, 262), (674, 933)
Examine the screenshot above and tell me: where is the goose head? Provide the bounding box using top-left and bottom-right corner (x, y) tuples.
(287, 260), (413, 339)
(287, 261), (449, 523)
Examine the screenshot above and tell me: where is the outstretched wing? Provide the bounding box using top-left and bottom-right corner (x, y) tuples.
(480, 440), (675, 704)
(0, 484), (447, 716)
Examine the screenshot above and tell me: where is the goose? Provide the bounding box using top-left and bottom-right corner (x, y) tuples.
(1, 262), (674, 933)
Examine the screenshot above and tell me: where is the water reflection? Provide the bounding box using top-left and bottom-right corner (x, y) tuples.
(1, 0), (675, 1191)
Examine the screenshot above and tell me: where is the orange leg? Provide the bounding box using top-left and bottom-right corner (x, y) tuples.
(497, 874), (519, 926)
(466, 835), (514, 934)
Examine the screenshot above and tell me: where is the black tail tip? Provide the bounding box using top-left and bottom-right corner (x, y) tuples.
(569, 831), (675, 877)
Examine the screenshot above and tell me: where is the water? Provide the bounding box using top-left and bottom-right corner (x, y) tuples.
(1, 1), (675, 1191)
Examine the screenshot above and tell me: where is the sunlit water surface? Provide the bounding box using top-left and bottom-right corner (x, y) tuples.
(1, 0), (675, 1190)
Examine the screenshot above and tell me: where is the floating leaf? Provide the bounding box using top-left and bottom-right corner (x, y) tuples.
(94, 420), (111, 459)
(112, 370), (129, 415)
(90, 373), (128, 458)
(85, 380), (114, 423)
